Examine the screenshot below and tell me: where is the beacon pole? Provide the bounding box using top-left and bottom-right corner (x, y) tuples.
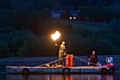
(51, 31), (61, 64)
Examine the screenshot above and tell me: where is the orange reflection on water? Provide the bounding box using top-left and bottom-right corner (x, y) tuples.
(6, 74), (114, 80)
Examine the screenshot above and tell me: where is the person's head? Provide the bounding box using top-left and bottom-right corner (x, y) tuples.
(92, 50), (95, 55)
(62, 41), (65, 45)
(110, 57), (113, 60)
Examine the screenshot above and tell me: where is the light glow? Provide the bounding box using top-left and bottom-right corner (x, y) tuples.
(51, 31), (61, 41)
(69, 17), (72, 20)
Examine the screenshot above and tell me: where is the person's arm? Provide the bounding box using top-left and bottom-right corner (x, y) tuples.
(64, 45), (67, 55)
(87, 54), (90, 60)
(55, 44), (60, 47)
(95, 55), (99, 62)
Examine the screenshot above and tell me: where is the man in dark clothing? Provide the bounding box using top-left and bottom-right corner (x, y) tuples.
(88, 50), (99, 66)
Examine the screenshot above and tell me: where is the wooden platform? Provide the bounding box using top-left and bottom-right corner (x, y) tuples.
(6, 65), (115, 74)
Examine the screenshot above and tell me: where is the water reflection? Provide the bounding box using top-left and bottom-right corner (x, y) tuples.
(6, 74), (116, 80)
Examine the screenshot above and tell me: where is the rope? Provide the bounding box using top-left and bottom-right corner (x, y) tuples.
(37, 55), (98, 67)
(38, 57), (66, 67)
(74, 56), (98, 66)
(74, 56), (88, 63)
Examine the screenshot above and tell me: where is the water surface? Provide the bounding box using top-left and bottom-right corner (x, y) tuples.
(4, 73), (120, 80)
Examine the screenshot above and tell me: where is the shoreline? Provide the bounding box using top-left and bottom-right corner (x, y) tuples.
(0, 55), (120, 65)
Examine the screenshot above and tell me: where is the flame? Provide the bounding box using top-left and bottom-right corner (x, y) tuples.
(51, 31), (61, 41)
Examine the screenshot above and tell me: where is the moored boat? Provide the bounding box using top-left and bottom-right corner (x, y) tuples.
(6, 56), (116, 75)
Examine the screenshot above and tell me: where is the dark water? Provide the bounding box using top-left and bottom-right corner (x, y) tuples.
(0, 73), (119, 80)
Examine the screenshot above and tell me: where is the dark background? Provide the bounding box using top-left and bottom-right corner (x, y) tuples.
(0, 0), (120, 58)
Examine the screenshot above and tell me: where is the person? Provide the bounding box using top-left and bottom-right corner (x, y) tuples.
(55, 41), (66, 65)
(106, 57), (113, 64)
(87, 50), (99, 66)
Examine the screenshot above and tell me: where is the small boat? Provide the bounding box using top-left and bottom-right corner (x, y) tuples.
(6, 56), (116, 75)
(6, 64), (116, 75)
